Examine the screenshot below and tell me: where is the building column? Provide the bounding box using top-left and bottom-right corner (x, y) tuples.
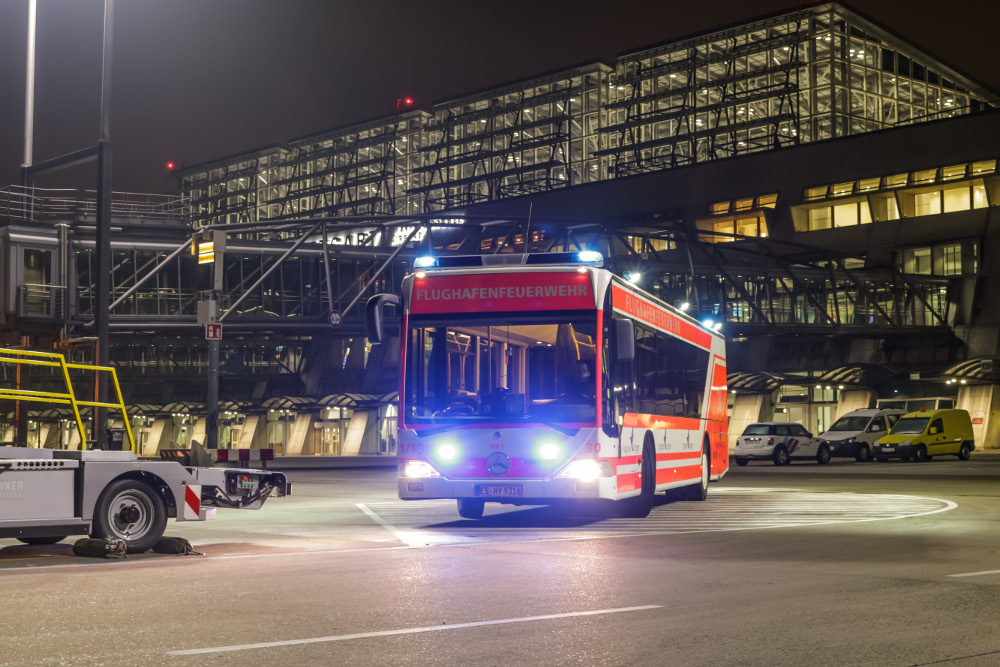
(957, 384), (1000, 450)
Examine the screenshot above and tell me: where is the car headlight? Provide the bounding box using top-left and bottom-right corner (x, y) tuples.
(401, 460), (440, 478)
(558, 459), (612, 481)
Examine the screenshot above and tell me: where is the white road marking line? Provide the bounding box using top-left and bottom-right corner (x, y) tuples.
(947, 570), (1000, 578)
(167, 605), (662, 656)
(356, 502), (432, 547)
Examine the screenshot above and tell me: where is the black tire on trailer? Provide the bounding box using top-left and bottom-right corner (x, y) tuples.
(457, 498), (485, 519)
(16, 536), (67, 545)
(90, 479), (167, 554)
(684, 445), (710, 501)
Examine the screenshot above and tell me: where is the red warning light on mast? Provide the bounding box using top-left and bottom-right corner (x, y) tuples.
(397, 97), (415, 110)
(166, 161), (176, 170)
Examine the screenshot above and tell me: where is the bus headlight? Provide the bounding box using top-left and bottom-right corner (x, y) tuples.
(559, 459), (612, 481)
(402, 461), (440, 478)
(434, 442), (459, 462)
(537, 442), (561, 460)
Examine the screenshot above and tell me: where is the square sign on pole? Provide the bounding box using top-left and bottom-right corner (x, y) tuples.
(205, 323), (222, 340)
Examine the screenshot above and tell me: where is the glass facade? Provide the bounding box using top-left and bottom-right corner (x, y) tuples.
(179, 3), (996, 227)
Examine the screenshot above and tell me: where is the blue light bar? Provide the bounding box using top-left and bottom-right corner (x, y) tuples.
(576, 250), (603, 263)
(413, 256), (438, 268)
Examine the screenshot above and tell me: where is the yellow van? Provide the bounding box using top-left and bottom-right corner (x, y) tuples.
(873, 408), (975, 462)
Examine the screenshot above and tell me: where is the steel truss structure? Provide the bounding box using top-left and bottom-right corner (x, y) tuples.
(53, 214), (950, 338)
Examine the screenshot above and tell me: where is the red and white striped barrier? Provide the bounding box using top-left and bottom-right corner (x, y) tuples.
(210, 449), (275, 464)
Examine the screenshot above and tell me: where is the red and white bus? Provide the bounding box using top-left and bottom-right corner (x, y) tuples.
(367, 251), (728, 519)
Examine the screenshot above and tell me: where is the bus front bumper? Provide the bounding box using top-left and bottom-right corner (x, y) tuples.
(398, 475), (618, 502)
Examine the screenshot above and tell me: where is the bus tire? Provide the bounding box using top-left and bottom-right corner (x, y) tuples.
(457, 498), (485, 520)
(623, 442), (655, 518)
(684, 446), (710, 501)
(91, 479), (167, 554)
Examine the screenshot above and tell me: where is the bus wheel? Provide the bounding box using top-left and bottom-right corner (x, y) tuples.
(623, 443), (655, 518)
(457, 498), (485, 519)
(684, 446), (710, 501)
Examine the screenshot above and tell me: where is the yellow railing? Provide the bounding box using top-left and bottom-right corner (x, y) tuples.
(0, 348), (135, 453)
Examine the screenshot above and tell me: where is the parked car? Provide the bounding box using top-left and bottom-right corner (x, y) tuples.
(734, 422), (829, 466)
(818, 408), (906, 462)
(873, 409), (975, 462)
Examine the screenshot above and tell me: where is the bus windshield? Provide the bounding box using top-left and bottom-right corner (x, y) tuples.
(405, 314), (597, 426)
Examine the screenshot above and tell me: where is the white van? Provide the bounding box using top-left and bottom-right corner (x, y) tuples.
(818, 408), (906, 462)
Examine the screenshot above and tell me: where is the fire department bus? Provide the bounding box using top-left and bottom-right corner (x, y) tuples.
(366, 251), (728, 519)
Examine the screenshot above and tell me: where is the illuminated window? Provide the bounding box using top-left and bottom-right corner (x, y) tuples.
(831, 182), (853, 197)
(914, 191), (940, 216)
(758, 194), (777, 209)
(913, 169), (937, 185)
(734, 198), (754, 212)
(942, 186), (970, 213)
(806, 186), (828, 200)
(971, 160), (996, 175)
(808, 207), (832, 230)
(711, 201), (730, 214)
(973, 184), (988, 208)
(858, 178), (880, 192)
(941, 164), (966, 181)
(885, 173), (908, 188)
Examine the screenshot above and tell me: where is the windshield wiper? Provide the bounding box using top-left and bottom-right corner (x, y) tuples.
(536, 421), (579, 437)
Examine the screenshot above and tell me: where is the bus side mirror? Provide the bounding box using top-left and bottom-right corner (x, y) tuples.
(614, 318), (634, 361)
(365, 294), (400, 344)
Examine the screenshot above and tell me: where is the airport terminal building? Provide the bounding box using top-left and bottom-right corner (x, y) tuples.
(3, 2), (1000, 453)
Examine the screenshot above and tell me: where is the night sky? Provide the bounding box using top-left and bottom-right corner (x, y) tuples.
(0, 0), (997, 196)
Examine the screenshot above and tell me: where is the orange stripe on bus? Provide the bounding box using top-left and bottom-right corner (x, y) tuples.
(623, 413), (701, 430)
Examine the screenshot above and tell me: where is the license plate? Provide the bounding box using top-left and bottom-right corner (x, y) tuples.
(477, 484), (523, 497)
(881, 447), (894, 453)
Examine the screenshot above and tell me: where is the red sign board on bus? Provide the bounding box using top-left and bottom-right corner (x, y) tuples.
(611, 283), (711, 349)
(410, 272), (594, 314)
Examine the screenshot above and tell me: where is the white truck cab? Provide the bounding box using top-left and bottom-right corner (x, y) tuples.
(818, 408), (905, 462)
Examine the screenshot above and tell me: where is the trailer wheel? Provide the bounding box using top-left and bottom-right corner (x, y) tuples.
(17, 536), (67, 545)
(91, 479), (167, 554)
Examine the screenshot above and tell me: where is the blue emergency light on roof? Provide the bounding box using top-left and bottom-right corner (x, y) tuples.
(408, 252), (605, 270)
(413, 256), (438, 268)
